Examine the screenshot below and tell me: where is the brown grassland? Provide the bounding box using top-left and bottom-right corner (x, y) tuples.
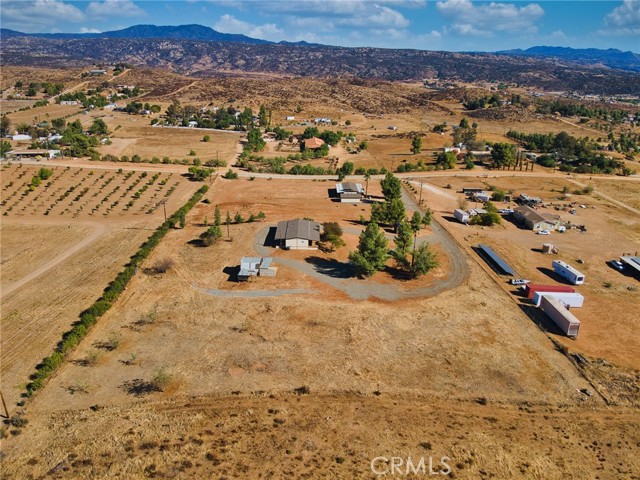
(1, 67), (639, 479)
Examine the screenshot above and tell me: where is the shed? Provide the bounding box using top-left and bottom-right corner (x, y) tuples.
(274, 218), (321, 250)
(336, 182), (364, 203)
(238, 256), (277, 281)
(454, 209), (469, 224)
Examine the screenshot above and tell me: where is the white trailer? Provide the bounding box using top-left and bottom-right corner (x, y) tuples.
(539, 295), (581, 338)
(454, 209), (469, 224)
(552, 260), (585, 285)
(533, 291), (584, 308)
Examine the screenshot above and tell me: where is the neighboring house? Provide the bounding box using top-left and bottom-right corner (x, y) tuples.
(286, 116), (295, 121)
(516, 193), (543, 206)
(89, 69), (107, 76)
(513, 206), (561, 231)
(336, 182), (364, 203)
(6, 149), (60, 159)
(238, 257), (277, 281)
(314, 117), (332, 124)
(274, 218), (321, 250)
(60, 100), (79, 106)
(104, 103), (118, 110)
(304, 137), (325, 149)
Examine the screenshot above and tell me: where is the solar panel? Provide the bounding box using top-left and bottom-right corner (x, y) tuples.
(477, 244), (515, 276)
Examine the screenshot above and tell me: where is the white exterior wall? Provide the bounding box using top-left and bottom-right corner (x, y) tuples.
(285, 238), (313, 250)
(553, 260), (585, 285)
(534, 291), (584, 308)
(454, 209), (469, 223)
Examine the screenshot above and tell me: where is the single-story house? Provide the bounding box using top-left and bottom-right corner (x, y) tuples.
(516, 193), (543, 206)
(6, 149), (60, 159)
(286, 116), (295, 121)
(60, 100), (79, 106)
(274, 218), (321, 250)
(513, 206), (561, 231)
(304, 137), (325, 149)
(238, 257), (277, 281)
(336, 182), (364, 203)
(89, 69), (107, 76)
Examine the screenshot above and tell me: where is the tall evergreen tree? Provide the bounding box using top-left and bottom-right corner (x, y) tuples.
(348, 222), (388, 277)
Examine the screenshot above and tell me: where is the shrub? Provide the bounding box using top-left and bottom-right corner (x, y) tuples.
(150, 367), (171, 391)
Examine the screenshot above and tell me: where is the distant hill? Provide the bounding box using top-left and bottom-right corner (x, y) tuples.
(0, 24), (272, 45)
(497, 46), (640, 72)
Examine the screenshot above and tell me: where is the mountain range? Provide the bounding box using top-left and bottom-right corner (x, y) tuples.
(2, 24), (639, 95)
(0, 24), (318, 47)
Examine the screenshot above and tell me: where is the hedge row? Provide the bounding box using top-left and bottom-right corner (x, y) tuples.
(25, 185), (209, 397)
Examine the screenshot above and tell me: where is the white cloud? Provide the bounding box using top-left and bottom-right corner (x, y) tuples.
(0, 0), (85, 32)
(338, 5), (410, 28)
(601, 0), (640, 36)
(80, 27), (102, 33)
(213, 14), (284, 41)
(436, 0), (544, 36)
(86, 0), (146, 18)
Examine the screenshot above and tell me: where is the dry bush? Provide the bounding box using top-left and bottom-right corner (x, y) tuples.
(152, 258), (174, 274)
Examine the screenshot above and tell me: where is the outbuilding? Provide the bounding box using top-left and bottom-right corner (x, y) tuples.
(274, 218), (321, 250)
(454, 209), (469, 224)
(336, 182), (364, 203)
(552, 260), (585, 285)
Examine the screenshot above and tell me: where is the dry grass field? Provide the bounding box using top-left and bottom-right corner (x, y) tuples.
(1, 68), (639, 479)
(0, 163), (199, 409)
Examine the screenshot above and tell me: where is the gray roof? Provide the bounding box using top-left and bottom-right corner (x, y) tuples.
(514, 206), (560, 225)
(336, 182), (364, 194)
(274, 218), (321, 241)
(621, 256), (640, 273)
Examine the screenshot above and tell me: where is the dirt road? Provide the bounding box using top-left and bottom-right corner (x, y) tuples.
(1, 221), (107, 299)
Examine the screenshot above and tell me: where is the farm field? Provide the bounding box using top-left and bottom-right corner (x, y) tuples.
(0, 163), (200, 409)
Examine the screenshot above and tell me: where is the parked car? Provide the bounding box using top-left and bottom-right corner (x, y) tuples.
(499, 208), (514, 214)
(537, 230), (551, 235)
(609, 260), (625, 271)
(510, 278), (530, 285)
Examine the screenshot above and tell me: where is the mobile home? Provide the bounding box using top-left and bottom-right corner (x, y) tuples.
(552, 260), (585, 285)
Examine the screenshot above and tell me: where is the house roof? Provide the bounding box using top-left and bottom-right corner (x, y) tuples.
(336, 182), (364, 195)
(514, 206), (560, 225)
(304, 137), (325, 149)
(274, 218), (321, 241)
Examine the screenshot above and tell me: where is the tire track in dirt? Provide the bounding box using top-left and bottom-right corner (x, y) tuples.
(1, 221), (107, 299)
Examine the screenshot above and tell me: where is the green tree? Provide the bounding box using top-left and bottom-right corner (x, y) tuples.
(203, 135), (211, 142)
(246, 128), (265, 152)
(459, 117), (469, 128)
(88, 119), (108, 136)
(234, 212), (244, 223)
(0, 115), (11, 137)
(393, 220), (413, 262)
(177, 209), (186, 229)
(491, 143), (517, 168)
(380, 172), (402, 201)
(348, 222), (389, 277)
(411, 242), (439, 278)
(199, 225), (222, 246)
(436, 151), (457, 169)
(0, 140), (11, 157)
(214, 205), (221, 226)
(321, 222), (345, 251)
(411, 136), (422, 155)
(410, 211), (423, 233)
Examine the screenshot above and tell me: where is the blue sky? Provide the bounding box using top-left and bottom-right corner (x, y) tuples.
(1, 0), (639, 52)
